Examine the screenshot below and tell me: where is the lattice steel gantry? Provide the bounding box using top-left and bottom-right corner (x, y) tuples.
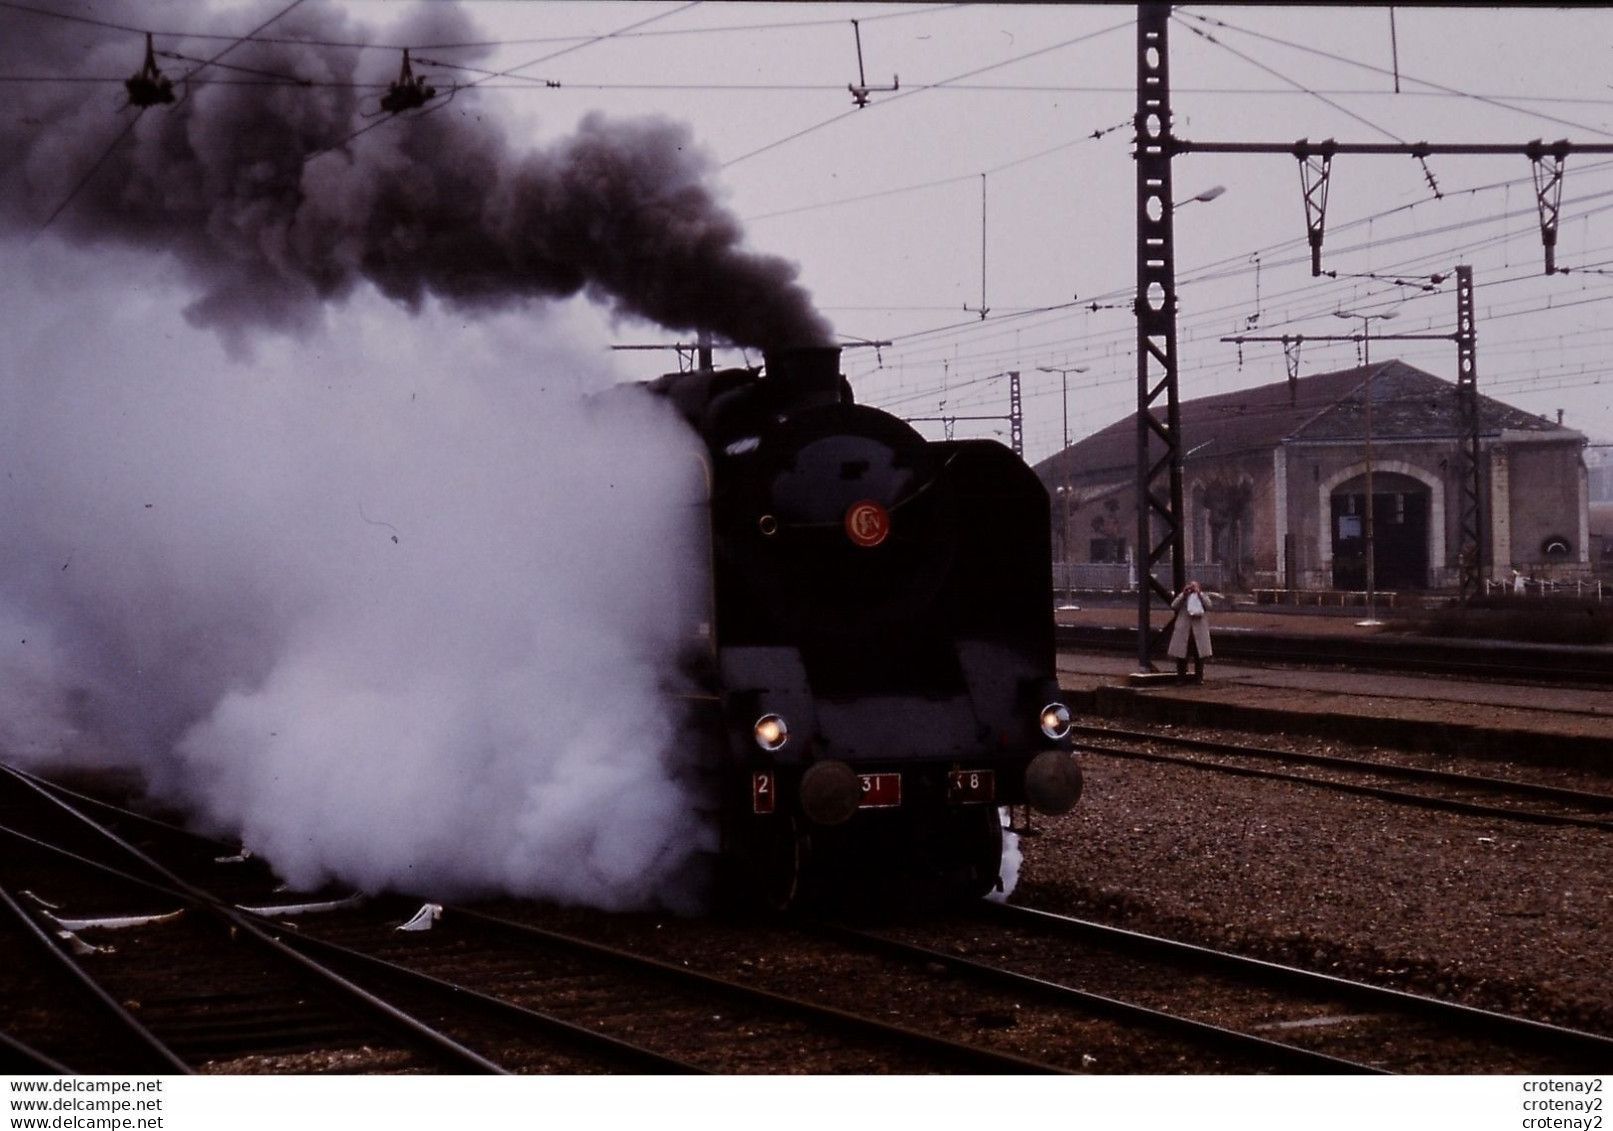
(1133, 4), (1188, 673)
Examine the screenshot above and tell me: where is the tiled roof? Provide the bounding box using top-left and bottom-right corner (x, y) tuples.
(1035, 360), (1579, 486)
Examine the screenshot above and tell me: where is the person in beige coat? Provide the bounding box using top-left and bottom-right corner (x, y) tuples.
(1167, 580), (1213, 680)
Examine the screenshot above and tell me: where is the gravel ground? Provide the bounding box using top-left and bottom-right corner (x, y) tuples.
(1014, 735), (1613, 1032)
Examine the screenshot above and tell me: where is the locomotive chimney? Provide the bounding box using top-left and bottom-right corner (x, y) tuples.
(763, 346), (845, 410)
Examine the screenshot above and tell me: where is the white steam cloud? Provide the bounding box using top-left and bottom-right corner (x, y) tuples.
(1, 247), (715, 911)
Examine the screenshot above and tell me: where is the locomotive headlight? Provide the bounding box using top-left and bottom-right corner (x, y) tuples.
(754, 714), (790, 752)
(1039, 702), (1073, 740)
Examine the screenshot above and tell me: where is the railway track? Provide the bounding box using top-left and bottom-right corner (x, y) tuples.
(2, 762), (779, 1074)
(284, 900), (1059, 1074)
(455, 896), (1613, 1074)
(0, 766), (523, 1073)
(0, 766), (1068, 1073)
(1071, 723), (1613, 830)
(790, 905), (1613, 1074)
(0, 764), (1053, 1073)
(976, 903), (1613, 1071)
(3, 824), (703, 1074)
(790, 909), (1613, 1077)
(6, 760), (1609, 1074)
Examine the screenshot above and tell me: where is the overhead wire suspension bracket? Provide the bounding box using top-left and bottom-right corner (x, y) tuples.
(1297, 142), (1334, 277)
(847, 20), (898, 109)
(125, 33), (175, 108)
(1283, 335), (1304, 402)
(379, 48), (437, 115)
(963, 173), (989, 319)
(1528, 140), (1568, 275)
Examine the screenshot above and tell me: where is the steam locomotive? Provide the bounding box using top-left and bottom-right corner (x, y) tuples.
(650, 346), (1081, 909)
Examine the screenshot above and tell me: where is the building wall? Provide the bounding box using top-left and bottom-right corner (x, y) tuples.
(1489, 444), (1512, 577)
(1182, 453), (1277, 587)
(1504, 434), (1591, 573)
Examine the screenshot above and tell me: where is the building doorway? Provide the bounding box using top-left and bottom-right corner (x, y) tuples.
(1330, 476), (1430, 590)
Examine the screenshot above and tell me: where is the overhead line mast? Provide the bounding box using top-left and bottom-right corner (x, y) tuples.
(1133, 4), (1186, 675)
(1453, 265), (1483, 604)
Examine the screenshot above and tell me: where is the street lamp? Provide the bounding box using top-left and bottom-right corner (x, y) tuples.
(1333, 309), (1399, 627)
(1036, 365), (1091, 453)
(1038, 365), (1090, 601)
(1174, 184), (1227, 210)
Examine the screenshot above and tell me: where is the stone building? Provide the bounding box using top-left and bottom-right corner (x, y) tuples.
(1034, 361), (1591, 592)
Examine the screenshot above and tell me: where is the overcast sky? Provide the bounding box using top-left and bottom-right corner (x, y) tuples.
(312, 0), (1613, 462)
(6, 3), (1613, 463)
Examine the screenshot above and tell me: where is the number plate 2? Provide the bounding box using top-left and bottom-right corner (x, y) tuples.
(752, 771), (776, 814)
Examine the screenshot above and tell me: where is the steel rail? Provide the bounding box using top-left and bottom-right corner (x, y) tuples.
(0, 821), (206, 903)
(451, 905), (1066, 1074)
(978, 902), (1613, 1064)
(800, 916), (1380, 1073)
(5, 763), (243, 853)
(0, 881), (192, 1074)
(1076, 738), (1613, 831)
(1, 820), (696, 1072)
(0, 1028), (75, 1074)
(246, 913), (707, 1074)
(0, 765), (508, 1074)
(1072, 723), (1613, 811)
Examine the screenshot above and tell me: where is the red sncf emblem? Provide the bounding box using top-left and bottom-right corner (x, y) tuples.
(844, 500), (890, 547)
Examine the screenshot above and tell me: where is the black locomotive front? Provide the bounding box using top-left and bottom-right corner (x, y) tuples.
(652, 346), (1080, 907)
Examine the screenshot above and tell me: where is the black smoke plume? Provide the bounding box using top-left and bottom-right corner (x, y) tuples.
(0, 0), (835, 352)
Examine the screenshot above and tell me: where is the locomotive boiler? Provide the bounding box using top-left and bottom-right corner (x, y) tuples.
(651, 346), (1081, 909)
